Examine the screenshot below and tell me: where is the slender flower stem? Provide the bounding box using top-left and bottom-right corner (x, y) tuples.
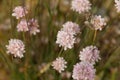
(58, 47), (63, 57)
(93, 30), (97, 43)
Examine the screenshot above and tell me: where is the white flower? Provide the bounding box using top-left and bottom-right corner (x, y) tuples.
(28, 19), (40, 35)
(90, 15), (106, 31)
(52, 57), (67, 73)
(79, 45), (101, 65)
(115, 0), (120, 12)
(72, 61), (96, 80)
(62, 21), (80, 35)
(12, 6), (28, 19)
(6, 39), (25, 58)
(17, 19), (29, 32)
(56, 30), (75, 50)
(71, 0), (91, 14)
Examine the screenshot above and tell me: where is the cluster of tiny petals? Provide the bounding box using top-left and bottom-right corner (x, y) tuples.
(56, 30), (75, 50)
(115, 0), (120, 12)
(79, 45), (101, 65)
(62, 21), (80, 35)
(90, 15), (106, 31)
(52, 57), (67, 73)
(17, 19), (29, 32)
(28, 19), (40, 35)
(12, 6), (28, 19)
(71, 0), (91, 14)
(72, 61), (96, 80)
(6, 39), (25, 58)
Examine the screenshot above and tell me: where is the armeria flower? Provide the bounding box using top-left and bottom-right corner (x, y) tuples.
(56, 30), (75, 50)
(6, 39), (25, 58)
(79, 46), (101, 65)
(71, 0), (91, 14)
(12, 6), (28, 19)
(72, 62), (96, 80)
(52, 57), (67, 73)
(90, 15), (106, 31)
(115, 0), (120, 12)
(17, 19), (29, 32)
(28, 19), (40, 35)
(62, 21), (80, 35)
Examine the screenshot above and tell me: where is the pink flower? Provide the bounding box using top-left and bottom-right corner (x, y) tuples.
(79, 46), (101, 65)
(62, 21), (80, 35)
(52, 57), (67, 73)
(17, 19), (29, 32)
(56, 30), (75, 50)
(28, 19), (40, 35)
(12, 6), (28, 19)
(72, 62), (96, 80)
(6, 39), (25, 58)
(71, 0), (91, 14)
(115, 0), (120, 12)
(90, 15), (106, 31)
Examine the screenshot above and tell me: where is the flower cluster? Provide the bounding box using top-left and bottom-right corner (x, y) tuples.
(28, 19), (40, 35)
(72, 45), (100, 80)
(90, 15), (106, 31)
(52, 57), (67, 73)
(71, 0), (91, 14)
(12, 6), (40, 35)
(6, 39), (25, 58)
(115, 0), (120, 12)
(12, 6), (28, 19)
(79, 46), (101, 65)
(56, 21), (80, 50)
(72, 62), (96, 80)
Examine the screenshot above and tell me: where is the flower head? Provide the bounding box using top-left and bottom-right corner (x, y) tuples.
(56, 30), (75, 50)
(28, 19), (40, 35)
(17, 19), (29, 32)
(72, 62), (96, 80)
(6, 39), (25, 58)
(62, 21), (80, 35)
(71, 0), (91, 14)
(12, 6), (28, 19)
(115, 0), (120, 12)
(90, 15), (106, 31)
(52, 57), (67, 73)
(79, 46), (101, 65)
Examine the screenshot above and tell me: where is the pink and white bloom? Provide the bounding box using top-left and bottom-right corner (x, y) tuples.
(71, 0), (91, 14)
(62, 21), (80, 35)
(28, 19), (40, 35)
(72, 62), (96, 80)
(52, 57), (67, 73)
(115, 0), (120, 12)
(6, 39), (25, 58)
(79, 46), (101, 65)
(17, 19), (29, 32)
(56, 30), (75, 50)
(12, 6), (28, 19)
(90, 15), (106, 31)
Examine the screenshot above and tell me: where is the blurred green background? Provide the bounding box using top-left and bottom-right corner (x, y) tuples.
(0, 0), (120, 80)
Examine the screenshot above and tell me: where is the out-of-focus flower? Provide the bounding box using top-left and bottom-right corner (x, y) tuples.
(61, 71), (71, 79)
(52, 57), (67, 73)
(72, 62), (96, 80)
(12, 6), (28, 19)
(90, 15), (106, 31)
(79, 46), (101, 65)
(28, 19), (40, 35)
(62, 21), (80, 35)
(115, 0), (120, 12)
(6, 39), (25, 58)
(56, 30), (75, 50)
(17, 19), (29, 32)
(71, 0), (91, 14)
